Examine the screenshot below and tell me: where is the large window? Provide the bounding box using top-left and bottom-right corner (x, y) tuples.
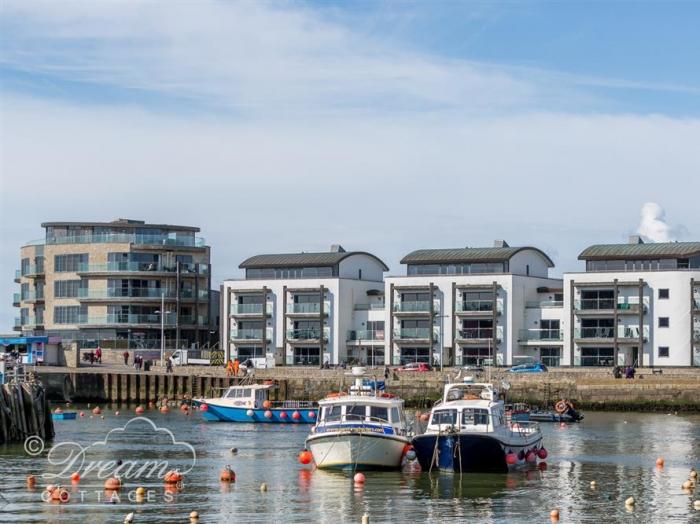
(431, 410), (457, 425)
(54, 306), (86, 324)
(461, 408), (489, 426)
(293, 347), (320, 366)
(407, 263), (505, 276)
(369, 406), (389, 422)
(55, 280), (86, 298)
(540, 347), (561, 367)
(581, 347), (614, 366)
(246, 266), (334, 279)
(460, 319), (494, 339)
(237, 347), (265, 359)
(400, 347), (430, 364)
(461, 347), (492, 366)
(54, 254), (88, 272)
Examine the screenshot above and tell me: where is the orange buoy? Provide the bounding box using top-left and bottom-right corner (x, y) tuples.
(135, 406), (145, 414)
(420, 413), (429, 422)
(656, 457), (665, 467)
(550, 509), (560, 520)
(54, 407), (63, 414)
(164, 470), (183, 484)
(160, 406), (170, 414)
(180, 404), (189, 412)
(220, 466), (236, 482)
(104, 477), (121, 490)
(79, 411), (85, 417)
(298, 451), (313, 465)
(263, 400), (272, 409)
(70, 472), (80, 483)
(92, 407), (102, 415)
(353, 473), (366, 484)
(51, 487), (70, 503)
(26, 475), (36, 488)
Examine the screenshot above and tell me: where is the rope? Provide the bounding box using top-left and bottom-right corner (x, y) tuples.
(428, 427), (441, 475)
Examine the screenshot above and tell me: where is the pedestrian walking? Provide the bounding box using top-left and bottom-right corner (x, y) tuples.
(95, 346), (102, 364)
(233, 358), (240, 376)
(123, 350), (129, 366)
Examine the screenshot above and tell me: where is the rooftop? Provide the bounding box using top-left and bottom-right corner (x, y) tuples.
(41, 218), (200, 232)
(239, 245), (388, 270)
(400, 241), (554, 267)
(579, 240), (700, 260)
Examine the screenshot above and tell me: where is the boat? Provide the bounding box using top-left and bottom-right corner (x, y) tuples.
(305, 367), (412, 471)
(52, 411), (77, 420)
(508, 400), (584, 423)
(412, 381), (546, 473)
(192, 383), (317, 423)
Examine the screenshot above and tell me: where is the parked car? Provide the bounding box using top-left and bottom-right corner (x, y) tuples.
(507, 362), (548, 373)
(396, 362), (433, 372)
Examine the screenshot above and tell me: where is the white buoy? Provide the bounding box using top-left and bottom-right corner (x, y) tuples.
(124, 512), (134, 523)
(260, 483), (268, 492)
(590, 481), (597, 489)
(190, 510), (199, 518)
(693, 500), (700, 510)
(361, 514), (370, 524)
(625, 497), (635, 506)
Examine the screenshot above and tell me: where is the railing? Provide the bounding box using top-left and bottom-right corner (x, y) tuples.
(78, 262), (208, 274)
(618, 326), (650, 340)
(231, 328), (270, 340)
(79, 288), (177, 299)
(20, 316), (43, 328)
(525, 300), (563, 308)
(347, 330), (385, 341)
(21, 265), (44, 277)
(574, 326), (649, 339)
(180, 315), (208, 326)
(457, 326), (503, 340)
(13, 293), (20, 305)
(694, 329), (700, 342)
(231, 303), (265, 315)
(46, 234), (206, 247)
(14, 317), (21, 328)
(393, 301), (434, 313)
(518, 329), (563, 342)
(393, 327), (435, 339)
(84, 313), (178, 325)
(574, 298), (649, 311)
(198, 289), (209, 300)
(353, 303), (386, 311)
(287, 301), (331, 314)
(22, 239), (45, 247)
(456, 299), (503, 313)
(15, 270), (21, 280)
(693, 299), (700, 310)
(286, 328), (330, 341)
(508, 420), (540, 437)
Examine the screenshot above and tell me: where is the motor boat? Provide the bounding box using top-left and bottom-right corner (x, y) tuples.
(412, 381), (547, 473)
(508, 400), (584, 423)
(193, 382), (317, 423)
(305, 367), (412, 471)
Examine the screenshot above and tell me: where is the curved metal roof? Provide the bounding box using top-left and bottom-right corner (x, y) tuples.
(239, 251), (389, 271)
(579, 242), (700, 260)
(400, 247), (555, 267)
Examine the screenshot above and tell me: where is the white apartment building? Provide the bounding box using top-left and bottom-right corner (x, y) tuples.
(384, 241), (564, 367)
(221, 245), (387, 367)
(564, 237), (700, 368)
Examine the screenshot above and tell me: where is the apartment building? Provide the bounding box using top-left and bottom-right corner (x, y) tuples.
(384, 241), (564, 367)
(13, 219), (213, 350)
(221, 245), (388, 366)
(564, 237), (700, 367)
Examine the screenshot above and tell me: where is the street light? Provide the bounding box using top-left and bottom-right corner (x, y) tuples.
(436, 314), (449, 372)
(155, 292), (172, 367)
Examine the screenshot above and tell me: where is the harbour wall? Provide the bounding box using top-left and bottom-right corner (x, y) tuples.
(36, 367), (700, 410)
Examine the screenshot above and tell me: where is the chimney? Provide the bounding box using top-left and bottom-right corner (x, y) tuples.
(330, 244), (346, 253)
(493, 240), (509, 248)
(628, 235), (644, 245)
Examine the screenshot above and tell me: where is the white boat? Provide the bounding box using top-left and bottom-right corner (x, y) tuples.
(412, 381), (546, 473)
(305, 368), (411, 471)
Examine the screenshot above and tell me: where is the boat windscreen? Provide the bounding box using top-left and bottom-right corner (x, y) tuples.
(461, 408), (489, 425)
(322, 404), (342, 422)
(370, 406), (388, 422)
(431, 410), (457, 425)
(346, 404), (366, 421)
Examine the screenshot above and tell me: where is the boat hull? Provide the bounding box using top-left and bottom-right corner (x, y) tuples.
(512, 411), (583, 423)
(52, 412), (77, 420)
(412, 433), (543, 474)
(306, 431), (410, 470)
(193, 400), (317, 424)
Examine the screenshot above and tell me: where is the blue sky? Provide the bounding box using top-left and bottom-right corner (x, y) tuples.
(1, 1), (699, 330)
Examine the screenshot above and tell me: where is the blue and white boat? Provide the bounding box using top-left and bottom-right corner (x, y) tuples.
(305, 368), (411, 471)
(52, 411), (77, 420)
(193, 383), (318, 423)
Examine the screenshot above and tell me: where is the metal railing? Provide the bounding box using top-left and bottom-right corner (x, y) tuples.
(347, 329), (385, 341)
(231, 303), (265, 315)
(79, 288), (176, 299)
(574, 297), (649, 311)
(518, 329), (563, 342)
(230, 328), (271, 340)
(21, 264), (44, 277)
(574, 326), (649, 339)
(287, 301), (331, 314)
(353, 303), (386, 311)
(46, 233), (206, 247)
(455, 299), (503, 313)
(393, 301), (434, 313)
(77, 262), (208, 274)
(83, 313), (178, 325)
(457, 326), (503, 340)
(393, 327), (435, 339)
(286, 328), (330, 341)
(525, 300), (563, 308)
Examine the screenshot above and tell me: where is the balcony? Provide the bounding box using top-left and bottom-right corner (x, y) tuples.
(393, 327), (436, 340)
(46, 233), (206, 248)
(21, 265), (44, 278)
(694, 329), (700, 343)
(77, 262), (208, 276)
(231, 328), (272, 341)
(456, 326), (503, 342)
(574, 297), (648, 314)
(83, 313), (177, 326)
(694, 299), (700, 312)
(353, 303), (386, 311)
(78, 288), (177, 300)
(230, 303), (273, 316)
(525, 300), (563, 308)
(574, 326), (649, 342)
(13, 293), (20, 306)
(518, 329), (563, 343)
(286, 328), (330, 342)
(392, 301), (436, 314)
(21, 290), (45, 303)
(347, 329), (385, 342)
(287, 302), (331, 315)
(455, 299), (503, 315)
(14, 270), (20, 283)
(13, 317), (22, 330)
(20, 316), (44, 329)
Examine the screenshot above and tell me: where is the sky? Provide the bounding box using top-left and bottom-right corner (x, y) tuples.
(1, 1), (699, 331)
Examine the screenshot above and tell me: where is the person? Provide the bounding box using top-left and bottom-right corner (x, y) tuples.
(166, 358), (173, 373)
(95, 347), (102, 364)
(384, 365), (390, 381)
(226, 359), (235, 377)
(123, 350), (129, 366)
(232, 358), (240, 377)
(612, 365), (621, 379)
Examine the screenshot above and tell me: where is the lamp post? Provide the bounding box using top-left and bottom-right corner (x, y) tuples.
(156, 293), (172, 368)
(436, 314), (449, 372)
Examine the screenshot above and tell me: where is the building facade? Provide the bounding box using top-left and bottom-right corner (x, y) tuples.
(13, 219), (213, 350)
(221, 245), (388, 366)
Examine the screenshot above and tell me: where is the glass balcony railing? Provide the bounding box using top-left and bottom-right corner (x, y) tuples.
(198, 289), (209, 300)
(21, 265), (44, 277)
(13, 293), (20, 305)
(457, 326), (503, 340)
(518, 329), (563, 342)
(14, 317), (21, 328)
(46, 234), (206, 247)
(20, 290), (44, 301)
(693, 299), (700, 310)
(78, 288), (177, 299)
(230, 328), (271, 340)
(287, 302), (331, 314)
(393, 301), (434, 313)
(574, 326), (649, 339)
(347, 329), (385, 341)
(353, 303), (386, 311)
(574, 298), (649, 311)
(618, 326), (650, 340)
(14, 270), (21, 280)
(286, 328), (330, 341)
(231, 303), (271, 315)
(21, 316), (43, 327)
(525, 300), (563, 308)
(78, 262), (208, 275)
(694, 329), (700, 341)
(456, 299), (503, 313)
(84, 313), (178, 325)
(393, 327), (435, 339)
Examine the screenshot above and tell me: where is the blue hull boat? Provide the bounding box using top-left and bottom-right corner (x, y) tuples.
(195, 401), (317, 424)
(52, 412), (77, 420)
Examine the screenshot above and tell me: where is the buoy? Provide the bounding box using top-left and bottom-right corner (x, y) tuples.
(246, 409), (254, 417)
(693, 500), (700, 510)
(101, 415), (105, 420)
(104, 477), (121, 490)
(115, 411), (120, 416)
(164, 470), (183, 484)
(682, 480), (693, 490)
(124, 512), (134, 523)
(656, 457), (665, 467)
(263, 400), (271, 409)
(200, 403), (209, 412)
(559, 422), (566, 428)
(550, 509), (559, 520)
(79, 412), (85, 417)
(292, 411), (301, 420)
(54, 407), (63, 414)
(148, 401), (155, 409)
(180, 404), (189, 412)
(308, 411), (316, 419)
(27, 475), (36, 487)
(70, 472), (80, 483)
(537, 448), (548, 460)
(135, 487), (146, 496)
(264, 410), (273, 419)
(353, 473), (366, 484)
(92, 407), (102, 415)
(298, 450), (313, 465)
(220, 465), (236, 482)
(526, 452), (537, 463)
(405, 449), (417, 461)
(625, 496), (635, 506)
(260, 483), (268, 492)
(230, 448), (238, 455)
(590, 481), (597, 489)
(280, 411), (288, 420)
(160, 406), (169, 414)
(190, 511), (199, 519)
(52, 487), (70, 503)
(505, 453), (518, 465)
(420, 413), (429, 422)
(691, 469), (698, 479)
(135, 406), (145, 414)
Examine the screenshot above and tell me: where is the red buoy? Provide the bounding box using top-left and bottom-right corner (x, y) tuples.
(526, 452), (537, 463)
(264, 410), (273, 419)
(353, 473), (366, 484)
(298, 451), (313, 465)
(280, 412), (288, 420)
(537, 448), (548, 460)
(505, 453), (518, 465)
(200, 403), (209, 412)
(308, 411), (316, 419)
(292, 411), (301, 420)
(135, 406), (145, 414)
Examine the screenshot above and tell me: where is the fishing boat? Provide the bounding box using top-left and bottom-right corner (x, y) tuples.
(193, 383), (317, 423)
(508, 400), (584, 423)
(412, 381), (547, 473)
(305, 367), (412, 471)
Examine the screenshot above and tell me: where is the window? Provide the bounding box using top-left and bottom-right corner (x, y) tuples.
(54, 254), (88, 272)
(430, 410), (457, 426)
(540, 320), (560, 339)
(237, 347), (265, 359)
(461, 347), (492, 366)
(54, 306), (86, 324)
(390, 407), (401, 424)
(540, 347), (561, 367)
(54, 280), (86, 298)
(658, 346), (670, 358)
(399, 347), (430, 364)
(323, 404), (342, 422)
(658, 317), (669, 328)
(346, 404), (366, 420)
(658, 289), (670, 299)
(370, 406), (388, 422)
(580, 347), (614, 366)
(462, 408), (489, 426)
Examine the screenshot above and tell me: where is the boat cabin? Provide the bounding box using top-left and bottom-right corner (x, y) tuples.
(218, 384), (276, 409)
(317, 399), (407, 435)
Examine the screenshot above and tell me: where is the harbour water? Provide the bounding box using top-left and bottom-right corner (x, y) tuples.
(1, 408), (699, 523)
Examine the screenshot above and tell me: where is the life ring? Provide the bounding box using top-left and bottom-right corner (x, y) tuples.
(381, 393), (395, 398)
(554, 400), (568, 414)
